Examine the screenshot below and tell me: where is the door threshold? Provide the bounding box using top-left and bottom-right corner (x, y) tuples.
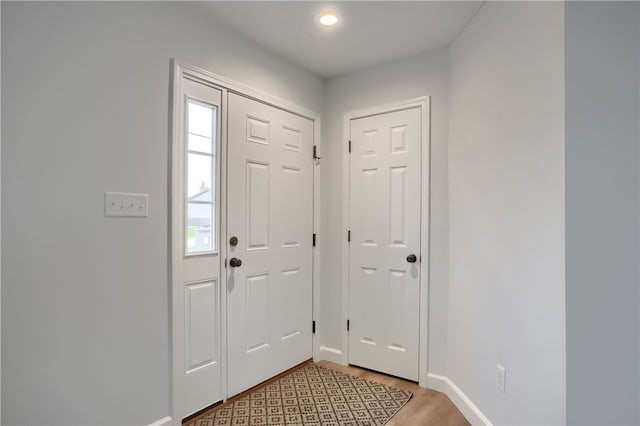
(348, 362), (419, 384)
(182, 400), (224, 424)
(227, 358), (313, 401)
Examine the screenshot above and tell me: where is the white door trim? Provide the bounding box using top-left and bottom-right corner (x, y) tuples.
(169, 59), (322, 423)
(341, 97), (430, 387)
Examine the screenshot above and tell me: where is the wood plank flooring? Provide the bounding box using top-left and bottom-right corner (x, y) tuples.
(316, 361), (470, 426)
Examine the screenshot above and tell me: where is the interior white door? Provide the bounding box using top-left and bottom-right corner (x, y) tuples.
(226, 93), (314, 396)
(348, 106), (422, 381)
(172, 77), (223, 420)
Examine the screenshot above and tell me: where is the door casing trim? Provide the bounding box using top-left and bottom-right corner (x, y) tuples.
(169, 59), (322, 423)
(341, 97), (431, 387)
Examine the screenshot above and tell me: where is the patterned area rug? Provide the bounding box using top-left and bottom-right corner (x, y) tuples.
(188, 363), (412, 426)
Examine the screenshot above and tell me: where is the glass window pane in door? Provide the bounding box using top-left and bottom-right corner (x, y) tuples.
(187, 202), (213, 253)
(187, 153), (213, 203)
(186, 99), (217, 254)
(188, 133), (213, 154)
(188, 102), (213, 138)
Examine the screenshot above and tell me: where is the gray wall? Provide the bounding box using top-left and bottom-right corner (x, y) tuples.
(448, 2), (566, 424)
(565, 2), (640, 425)
(320, 47), (450, 375)
(1, 2), (322, 425)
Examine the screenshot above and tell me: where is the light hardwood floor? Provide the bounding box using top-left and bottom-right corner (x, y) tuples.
(316, 361), (470, 426)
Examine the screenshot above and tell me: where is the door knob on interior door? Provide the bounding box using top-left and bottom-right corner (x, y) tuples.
(406, 254), (417, 263)
(229, 257), (242, 268)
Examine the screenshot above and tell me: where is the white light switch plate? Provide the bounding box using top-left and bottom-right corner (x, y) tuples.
(104, 192), (148, 218)
(496, 364), (506, 394)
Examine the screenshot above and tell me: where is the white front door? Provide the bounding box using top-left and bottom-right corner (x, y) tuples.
(172, 76), (223, 420)
(348, 106), (422, 381)
(226, 93), (314, 396)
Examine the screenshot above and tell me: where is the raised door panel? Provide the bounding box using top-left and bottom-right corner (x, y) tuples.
(245, 273), (270, 353)
(185, 280), (218, 373)
(360, 168), (379, 247)
(246, 116), (270, 145)
(246, 161), (270, 251)
(389, 166), (407, 247)
(280, 267), (303, 341)
(280, 166), (304, 248)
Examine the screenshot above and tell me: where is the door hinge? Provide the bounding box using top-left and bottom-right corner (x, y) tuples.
(312, 320), (316, 334)
(347, 230), (351, 243)
(312, 233), (316, 247)
(347, 319), (350, 331)
(313, 145), (321, 160)
(224, 258), (227, 268)
(348, 140), (351, 153)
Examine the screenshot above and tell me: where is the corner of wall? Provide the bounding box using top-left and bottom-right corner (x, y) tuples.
(426, 374), (492, 426)
(148, 416), (172, 426)
(447, 2), (565, 424)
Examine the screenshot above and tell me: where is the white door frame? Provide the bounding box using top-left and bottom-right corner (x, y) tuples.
(170, 59), (322, 423)
(341, 97), (430, 387)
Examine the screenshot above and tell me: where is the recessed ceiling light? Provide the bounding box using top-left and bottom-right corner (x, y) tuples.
(319, 12), (339, 27)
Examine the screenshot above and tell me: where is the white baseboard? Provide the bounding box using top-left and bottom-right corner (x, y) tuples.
(147, 416), (172, 426)
(427, 373), (492, 426)
(316, 346), (343, 364)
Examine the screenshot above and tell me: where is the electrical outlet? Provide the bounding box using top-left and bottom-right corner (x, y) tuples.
(496, 364), (506, 394)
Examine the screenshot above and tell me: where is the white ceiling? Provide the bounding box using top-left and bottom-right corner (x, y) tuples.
(198, 1), (484, 78)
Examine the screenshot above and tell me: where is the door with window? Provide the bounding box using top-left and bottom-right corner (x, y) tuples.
(172, 76), (223, 421)
(172, 66), (316, 420)
(226, 93), (314, 396)
(348, 105), (422, 381)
